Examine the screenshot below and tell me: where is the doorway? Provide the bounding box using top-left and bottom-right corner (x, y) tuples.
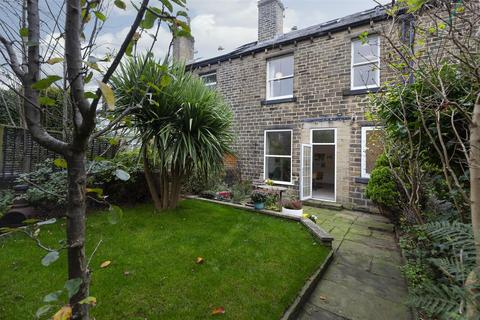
(311, 129), (336, 202)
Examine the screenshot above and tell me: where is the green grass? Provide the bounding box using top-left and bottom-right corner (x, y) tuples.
(0, 199), (330, 320)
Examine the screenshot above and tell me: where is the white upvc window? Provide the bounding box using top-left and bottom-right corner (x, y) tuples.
(361, 126), (384, 178)
(264, 129), (293, 184)
(351, 35), (380, 90)
(200, 72), (217, 88)
(266, 55), (294, 100)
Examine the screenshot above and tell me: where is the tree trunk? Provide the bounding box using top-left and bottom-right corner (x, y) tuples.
(143, 147), (162, 211)
(467, 94), (480, 319)
(66, 151), (89, 320)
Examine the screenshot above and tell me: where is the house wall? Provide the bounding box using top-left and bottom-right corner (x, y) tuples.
(193, 21), (394, 212)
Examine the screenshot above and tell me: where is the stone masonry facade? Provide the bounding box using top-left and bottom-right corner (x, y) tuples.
(188, 5), (401, 212)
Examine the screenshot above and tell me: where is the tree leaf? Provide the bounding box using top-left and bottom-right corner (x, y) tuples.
(160, 74), (171, 87)
(53, 158), (68, 169)
(39, 96), (56, 107)
(211, 307), (225, 315)
(160, 0), (173, 12)
(79, 296), (97, 306)
(84, 72), (94, 84)
(43, 290), (63, 303)
(35, 305), (52, 319)
(47, 57), (64, 65)
(100, 260), (112, 268)
(196, 256), (204, 264)
(64, 278), (82, 299)
(108, 205), (123, 225)
(86, 188), (104, 198)
(42, 251), (60, 266)
(52, 305), (72, 320)
(97, 81), (115, 110)
(84, 92), (97, 99)
(32, 75), (62, 90)
(115, 169), (130, 181)
(19, 27), (29, 37)
(114, 0), (126, 10)
(94, 11), (106, 22)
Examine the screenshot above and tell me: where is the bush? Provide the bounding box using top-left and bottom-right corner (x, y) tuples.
(365, 154), (400, 209)
(231, 181), (252, 203)
(16, 150), (147, 212)
(0, 190), (14, 216)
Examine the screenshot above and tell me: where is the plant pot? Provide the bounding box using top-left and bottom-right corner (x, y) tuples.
(254, 202), (265, 210)
(282, 207), (304, 217)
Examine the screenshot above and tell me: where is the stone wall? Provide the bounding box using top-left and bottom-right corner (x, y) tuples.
(192, 20), (395, 212)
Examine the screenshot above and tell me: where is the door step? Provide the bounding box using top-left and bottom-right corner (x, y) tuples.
(303, 200), (343, 211)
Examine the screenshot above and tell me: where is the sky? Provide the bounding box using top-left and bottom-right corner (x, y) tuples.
(101, 0), (385, 61)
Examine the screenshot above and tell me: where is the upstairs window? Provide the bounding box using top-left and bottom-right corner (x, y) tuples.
(267, 55), (294, 100)
(201, 72), (217, 89)
(264, 130), (292, 184)
(351, 35), (380, 90)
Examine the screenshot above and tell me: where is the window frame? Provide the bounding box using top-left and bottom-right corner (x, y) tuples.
(266, 55), (294, 101)
(361, 126), (382, 179)
(264, 129), (293, 185)
(351, 35), (381, 90)
(200, 72), (217, 88)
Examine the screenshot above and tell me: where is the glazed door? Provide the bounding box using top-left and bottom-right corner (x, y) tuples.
(300, 144), (312, 200)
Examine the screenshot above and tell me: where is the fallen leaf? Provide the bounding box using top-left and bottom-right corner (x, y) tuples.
(211, 307), (225, 316)
(124, 271), (130, 276)
(100, 260), (111, 268)
(79, 296), (97, 306)
(53, 305), (72, 320)
(319, 295), (327, 301)
(196, 257), (204, 264)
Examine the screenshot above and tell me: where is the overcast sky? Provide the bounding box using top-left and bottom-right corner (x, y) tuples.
(100, 0), (385, 61)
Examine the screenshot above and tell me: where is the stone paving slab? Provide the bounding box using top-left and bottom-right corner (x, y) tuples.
(296, 207), (412, 320)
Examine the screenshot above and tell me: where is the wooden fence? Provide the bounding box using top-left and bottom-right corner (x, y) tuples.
(0, 125), (116, 186)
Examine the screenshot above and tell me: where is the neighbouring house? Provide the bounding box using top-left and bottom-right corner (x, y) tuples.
(176, 0), (405, 212)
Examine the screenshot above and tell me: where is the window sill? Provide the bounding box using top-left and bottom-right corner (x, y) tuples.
(355, 177), (370, 184)
(342, 87), (380, 96)
(261, 97), (297, 105)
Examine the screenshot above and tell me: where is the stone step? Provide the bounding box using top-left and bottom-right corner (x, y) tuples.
(304, 200), (343, 211)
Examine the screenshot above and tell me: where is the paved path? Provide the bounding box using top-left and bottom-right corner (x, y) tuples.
(297, 207), (412, 320)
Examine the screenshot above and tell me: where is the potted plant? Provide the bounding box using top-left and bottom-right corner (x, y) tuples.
(251, 190), (268, 210)
(282, 199), (304, 216)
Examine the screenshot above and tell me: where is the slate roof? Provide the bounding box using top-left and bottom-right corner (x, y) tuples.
(189, 5), (389, 68)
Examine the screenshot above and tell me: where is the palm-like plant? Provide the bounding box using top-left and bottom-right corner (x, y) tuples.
(111, 56), (234, 210)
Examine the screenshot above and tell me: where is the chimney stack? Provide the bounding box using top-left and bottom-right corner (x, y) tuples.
(172, 19), (195, 63)
(258, 0), (285, 42)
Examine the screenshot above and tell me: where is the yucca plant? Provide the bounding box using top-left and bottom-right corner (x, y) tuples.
(111, 56), (234, 210)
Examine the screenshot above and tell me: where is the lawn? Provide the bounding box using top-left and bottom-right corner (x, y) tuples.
(0, 199), (330, 320)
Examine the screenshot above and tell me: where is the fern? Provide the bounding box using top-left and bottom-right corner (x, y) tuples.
(408, 221), (478, 318)
(409, 283), (464, 318)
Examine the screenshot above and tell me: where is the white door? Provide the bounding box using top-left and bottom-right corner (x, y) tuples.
(300, 144), (312, 200)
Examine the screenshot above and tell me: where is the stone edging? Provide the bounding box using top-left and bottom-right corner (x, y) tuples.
(184, 196), (335, 319)
(281, 250), (335, 320)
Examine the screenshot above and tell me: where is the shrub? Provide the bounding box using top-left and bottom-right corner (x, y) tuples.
(365, 154), (400, 209)
(251, 190), (268, 204)
(0, 190), (14, 216)
(231, 181), (252, 203)
(16, 151), (147, 212)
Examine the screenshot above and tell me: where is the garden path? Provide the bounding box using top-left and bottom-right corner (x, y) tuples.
(296, 207), (412, 320)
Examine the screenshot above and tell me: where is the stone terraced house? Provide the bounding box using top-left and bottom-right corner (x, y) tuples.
(177, 0), (404, 212)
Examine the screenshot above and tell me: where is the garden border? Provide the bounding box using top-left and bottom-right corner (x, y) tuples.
(184, 195), (335, 319)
